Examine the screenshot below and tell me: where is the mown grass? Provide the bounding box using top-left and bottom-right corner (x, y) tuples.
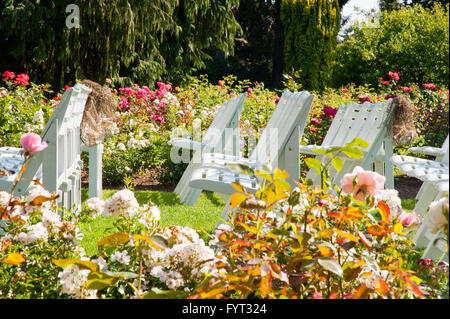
(80, 188), (225, 256)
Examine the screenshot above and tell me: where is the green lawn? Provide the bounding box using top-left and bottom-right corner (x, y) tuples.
(80, 188), (225, 256)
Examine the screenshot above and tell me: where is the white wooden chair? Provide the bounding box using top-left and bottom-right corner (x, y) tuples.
(188, 90), (315, 224)
(408, 134), (449, 201)
(168, 93), (247, 205)
(0, 84), (91, 212)
(298, 100), (396, 189)
(391, 147), (449, 262)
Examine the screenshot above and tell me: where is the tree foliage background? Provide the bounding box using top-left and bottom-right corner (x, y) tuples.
(0, 0), (241, 88)
(333, 3), (449, 87)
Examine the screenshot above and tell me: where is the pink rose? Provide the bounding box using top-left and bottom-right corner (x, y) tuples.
(20, 133), (48, 155)
(323, 106), (337, 117)
(311, 292), (324, 299)
(382, 81), (390, 85)
(398, 211), (420, 227)
(14, 73), (29, 86)
(341, 88), (348, 93)
(388, 72), (400, 81)
(64, 85), (71, 91)
(424, 83), (436, 90)
(2, 71), (15, 80)
(218, 80), (224, 87)
(341, 166), (385, 201)
(247, 87), (253, 93)
(310, 118), (320, 126)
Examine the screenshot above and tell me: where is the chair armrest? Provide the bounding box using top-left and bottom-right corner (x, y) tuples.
(298, 144), (341, 156)
(0, 147), (23, 155)
(408, 146), (444, 158)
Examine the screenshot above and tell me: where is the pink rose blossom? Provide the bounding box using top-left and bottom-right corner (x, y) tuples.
(341, 88), (348, 93)
(424, 83), (436, 90)
(388, 72), (400, 81)
(247, 87), (253, 93)
(341, 166), (385, 201)
(310, 118), (320, 126)
(20, 133), (48, 155)
(218, 80), (224, 87)
(14, 73), (29, 86)
(323, 106), (337, 117)
(311, 292), (324, 299)
(398, 211), (420, 227)
(2, 71), (15, 80)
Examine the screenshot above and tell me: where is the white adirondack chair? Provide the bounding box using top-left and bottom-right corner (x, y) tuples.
(408, 134), (449, 201)
(188, 90), (315, 225)
(298, 100), (396, 189)
(0, 84), (91, 212)
(168, 93), (247, 205)
(391, 148), (449, 262)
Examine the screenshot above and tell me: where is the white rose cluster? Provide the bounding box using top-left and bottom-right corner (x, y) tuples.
(8, 185), (82, 245)
(57, 263), (97, 299)
(143, 226), (220, 290)
(103, 189), (139, 218)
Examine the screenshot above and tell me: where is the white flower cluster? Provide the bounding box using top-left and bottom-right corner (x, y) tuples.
(0, 191), (10, 207)
(85, 197), (105, 218)
(103, 189), (139, 218)
(143, 226), (219, 290)
(57, 263), (97, 299)
(427, 197), (449, 234)
(7, 185), (82, 245)
(374, 189), (403, 220)
(24, 109), (44, 133)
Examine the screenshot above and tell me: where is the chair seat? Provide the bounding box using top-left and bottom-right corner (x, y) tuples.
(169, 138), (206, 152)
(0, 151), (26, 183)
(391, 155), (449, 192)
(408, 146), (446, 158)
(189, 165), (260, 195)
(200, 152), (258, 169)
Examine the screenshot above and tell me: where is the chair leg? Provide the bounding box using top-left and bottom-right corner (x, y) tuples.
(414, 187), (441, 217)
(214, 194), (233, 230)
(174, 160), (202, 206)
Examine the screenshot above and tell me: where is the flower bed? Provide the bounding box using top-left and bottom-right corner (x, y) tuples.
(1, 71), (448, 188)
(0, 136), (448, 299)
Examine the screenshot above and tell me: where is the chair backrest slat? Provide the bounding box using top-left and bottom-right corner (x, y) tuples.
(201, 93), (247, 150)
(249, 91), (314, 167)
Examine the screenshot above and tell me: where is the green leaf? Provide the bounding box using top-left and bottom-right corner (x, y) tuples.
(86, 271), (119, 290)
(318, 258), (343, 277)
(273, 179), (291, 193)
(368, 209), (383, 223)
(304, 158), (322, 174)
(141, 287), (190, 299)
(53, 259), (100, 272)
(225, 163), (255, 176)
(331, 157), (344, 172)
(97, 232), (130, 248)
(341, 146), (364, 159)
(348, 137), (370, 149)
(148, 235), (170, 250)
(296, 231), (312, 248)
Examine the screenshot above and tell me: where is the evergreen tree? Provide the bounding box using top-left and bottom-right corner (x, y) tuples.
(0, 0), (241, 89)
(280, 0), (341, 91)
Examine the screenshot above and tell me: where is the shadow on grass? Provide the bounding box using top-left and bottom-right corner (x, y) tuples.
(134, 190), (182, 206)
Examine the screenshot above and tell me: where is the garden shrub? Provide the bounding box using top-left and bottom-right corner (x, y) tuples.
(333, 3), (449, 88)
(0, 71), (55, 147)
